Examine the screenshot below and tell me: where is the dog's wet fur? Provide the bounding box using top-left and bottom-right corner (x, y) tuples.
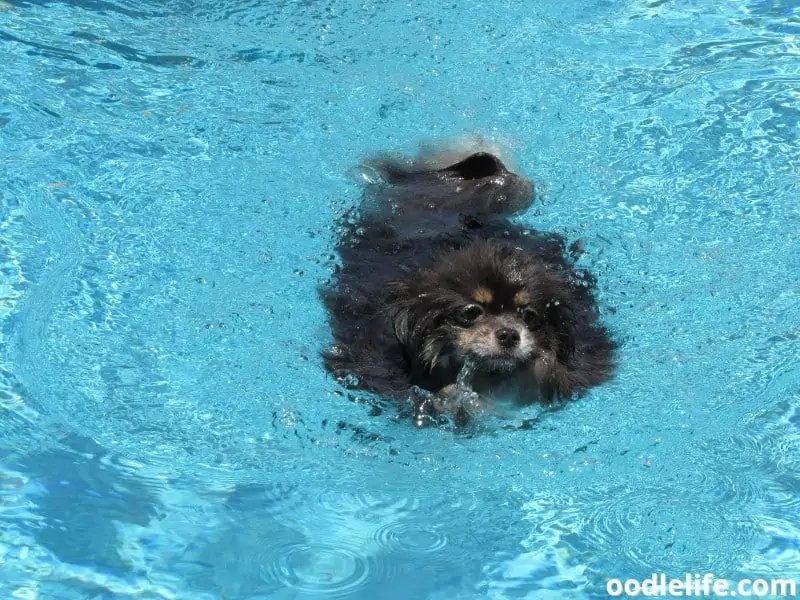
(321, 140), (616, 426)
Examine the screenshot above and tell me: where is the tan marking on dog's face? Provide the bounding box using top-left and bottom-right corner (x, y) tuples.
(514, 290), (531, 307)
(473, 286), (494, 304)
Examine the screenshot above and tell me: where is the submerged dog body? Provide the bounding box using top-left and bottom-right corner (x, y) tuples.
(322, 144), (615, 424)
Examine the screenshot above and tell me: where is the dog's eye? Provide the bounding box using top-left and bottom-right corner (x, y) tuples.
(455, 304), (484, 325)
(520, 307), (543, 328)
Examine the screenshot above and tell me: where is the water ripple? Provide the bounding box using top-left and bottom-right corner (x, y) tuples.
(316, 489), (419, 515)
(520, 477), (759, 578)
(262, 542), (372, 597)
(311, 490), (435, 556)
(1, 0), (798, 597)
(373, 520), (448, 554)
(584, 487), (755, 573)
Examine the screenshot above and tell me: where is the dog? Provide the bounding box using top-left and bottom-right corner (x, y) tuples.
(321, 140), (616, 427)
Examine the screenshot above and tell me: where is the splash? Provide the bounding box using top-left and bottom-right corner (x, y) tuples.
(409, 359), (482, 427)
(454, 358), (478, 405)
(452, 358), (485, 425)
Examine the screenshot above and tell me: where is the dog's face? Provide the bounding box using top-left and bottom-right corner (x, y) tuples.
(387, 241), (577, 378)
(446, 287), (543, 372)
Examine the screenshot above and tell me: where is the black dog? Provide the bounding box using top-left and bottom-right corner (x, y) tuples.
(321, 142), (616, 426)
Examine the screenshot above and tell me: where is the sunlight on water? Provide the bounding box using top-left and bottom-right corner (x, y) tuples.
(0, 0), (798, 598)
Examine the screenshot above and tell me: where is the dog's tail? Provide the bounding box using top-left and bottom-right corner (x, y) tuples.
(356, 139), (535, 217)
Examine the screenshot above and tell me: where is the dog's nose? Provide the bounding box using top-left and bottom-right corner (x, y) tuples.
(496, 327), (520, 348)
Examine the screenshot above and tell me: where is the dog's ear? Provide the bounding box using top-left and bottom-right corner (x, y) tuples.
(385, 281), (414, 343)
(548, 302), (576, 363)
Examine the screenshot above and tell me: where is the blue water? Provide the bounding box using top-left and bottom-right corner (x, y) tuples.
(1, 0), (798, 598)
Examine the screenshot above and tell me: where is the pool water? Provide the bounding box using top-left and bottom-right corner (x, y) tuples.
(1, 0), (798, 598)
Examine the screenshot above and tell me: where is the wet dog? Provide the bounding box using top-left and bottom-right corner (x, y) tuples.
(321, 140), (616, 426)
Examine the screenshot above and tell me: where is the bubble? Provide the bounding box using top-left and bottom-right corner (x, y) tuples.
(342, 374), (360, 388)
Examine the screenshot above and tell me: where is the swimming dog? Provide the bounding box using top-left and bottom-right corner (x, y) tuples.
(321, 140), (616, 426)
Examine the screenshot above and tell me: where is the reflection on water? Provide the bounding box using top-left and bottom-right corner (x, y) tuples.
(0, 0), (798, 597)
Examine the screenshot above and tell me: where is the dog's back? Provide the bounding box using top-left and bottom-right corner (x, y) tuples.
(363, 150), (534, 222)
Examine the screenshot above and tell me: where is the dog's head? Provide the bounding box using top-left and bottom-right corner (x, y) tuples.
(386, 240), (577, 379)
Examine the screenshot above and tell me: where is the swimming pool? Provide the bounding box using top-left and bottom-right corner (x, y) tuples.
(1, 0), (798, 597)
